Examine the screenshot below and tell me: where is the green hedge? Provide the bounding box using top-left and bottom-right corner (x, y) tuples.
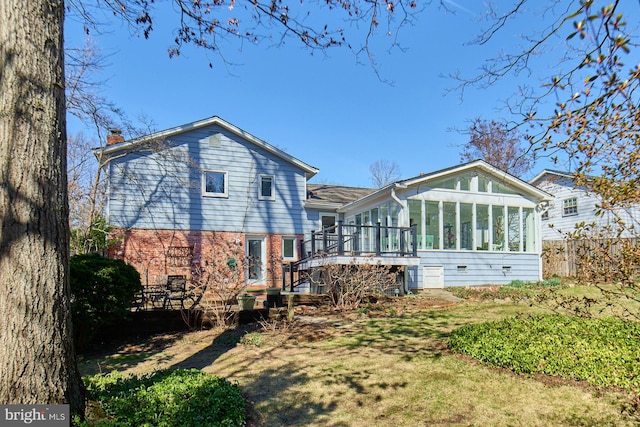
(70, 253), (142, 348)
(76, 369), (247, 426)
(449, 314), (640, 391)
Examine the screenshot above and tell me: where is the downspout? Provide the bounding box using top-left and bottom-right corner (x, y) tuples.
(391, 185), (409, 294)
(535, 201), (549, 281)
(390, 186), (404, 210)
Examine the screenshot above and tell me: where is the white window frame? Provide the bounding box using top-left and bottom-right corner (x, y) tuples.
(258, 174), (275, 201)
(246, 236), (266, 284)
(563, 197), (578, 216)
(319, 213), (338, 232)
(282, 236), (298, 261)
(202, 170), (228, 198)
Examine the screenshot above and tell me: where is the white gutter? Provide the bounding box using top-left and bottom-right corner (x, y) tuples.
(391, 186), (403, 207)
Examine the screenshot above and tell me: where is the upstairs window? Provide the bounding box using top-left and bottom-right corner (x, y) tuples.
(259, 175), (275, 200)
(563, 198), (578, 216)
(202, 170), (228, 197)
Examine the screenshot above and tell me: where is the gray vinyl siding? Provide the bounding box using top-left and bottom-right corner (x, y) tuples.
(342, 167), (548, 288)
(536, 176), (640, 240)
(406, 251), (541, 288)
(107, 124), (309, 234)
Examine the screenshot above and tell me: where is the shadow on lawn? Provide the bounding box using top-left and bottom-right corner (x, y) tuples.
(78, 332), (187, 376)
(323, 309), (460, 362)
(230, 346), (353, 427)
(170, 324), (260, 370)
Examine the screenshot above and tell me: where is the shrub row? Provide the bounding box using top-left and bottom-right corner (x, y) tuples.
(448, 314), (640, 391)
(75, 369), (247, 426)
(70, 253), (142, 349)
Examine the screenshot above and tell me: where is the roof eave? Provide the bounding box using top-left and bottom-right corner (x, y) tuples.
(337, 183), (397, 213)
(304, 201), (343, 210)
(99, 116), (319, 177)
(529, 169), (574, 186)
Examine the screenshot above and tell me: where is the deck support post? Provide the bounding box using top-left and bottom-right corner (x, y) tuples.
(289, 262), (295, 292)
(287, 294), (295, 321)
(337, 220), (344, 255)
(412, 224), (418, 256)
(322, 228), (328, 253)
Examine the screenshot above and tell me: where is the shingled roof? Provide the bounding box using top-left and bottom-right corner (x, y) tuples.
(307, 184), (376, 206)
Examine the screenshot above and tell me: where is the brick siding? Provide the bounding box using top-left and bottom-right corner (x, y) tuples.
(108, 228), (300, 289)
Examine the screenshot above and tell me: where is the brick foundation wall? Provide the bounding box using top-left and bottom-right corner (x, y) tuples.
(108, 228), (301, 289)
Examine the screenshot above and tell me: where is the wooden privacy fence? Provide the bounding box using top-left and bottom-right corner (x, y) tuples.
(542, 237), (639, 278)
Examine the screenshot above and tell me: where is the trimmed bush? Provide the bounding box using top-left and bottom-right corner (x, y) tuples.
(70, 253), (142, 348)
(76, 369), (246, 426)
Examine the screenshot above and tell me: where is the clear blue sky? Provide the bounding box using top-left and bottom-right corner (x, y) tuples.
(65, 1), (574, 187)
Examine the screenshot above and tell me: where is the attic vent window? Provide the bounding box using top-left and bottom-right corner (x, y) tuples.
(201, 133), (222, 148)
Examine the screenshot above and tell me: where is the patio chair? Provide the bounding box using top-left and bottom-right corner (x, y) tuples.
(164, 275), (187, 309)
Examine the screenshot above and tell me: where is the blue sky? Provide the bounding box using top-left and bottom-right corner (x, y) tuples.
(65, 1), (570, 187)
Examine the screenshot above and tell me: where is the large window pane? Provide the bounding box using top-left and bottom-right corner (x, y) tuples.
(425, 202), (439, 249)
(459, 173), (472, 191)
(508, 207), (521, 251)
(431, 176), (456, 190)
(460, 203), (473, 250)
(408, 200), (423, 249)
(476, 204), (489, 250)
(443, 202), (456, 250)
(493, 205), (505, 251)
(379, 204), (388, 226)
(478, 175), (489, 192)
(523, 208), (535, 252)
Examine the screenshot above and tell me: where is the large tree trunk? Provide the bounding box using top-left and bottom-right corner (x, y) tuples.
(0, 0), (85, 414)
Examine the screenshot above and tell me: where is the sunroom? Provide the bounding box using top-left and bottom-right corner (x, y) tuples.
(340, 160), (552, 288)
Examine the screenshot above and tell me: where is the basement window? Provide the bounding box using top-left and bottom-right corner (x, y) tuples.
(457, 265), (468, 272)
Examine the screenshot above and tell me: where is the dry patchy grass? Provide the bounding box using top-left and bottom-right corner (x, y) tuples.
(79, 293), (639, 427)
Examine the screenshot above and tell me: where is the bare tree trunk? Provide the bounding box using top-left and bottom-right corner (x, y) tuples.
(0, 0), (85, 414)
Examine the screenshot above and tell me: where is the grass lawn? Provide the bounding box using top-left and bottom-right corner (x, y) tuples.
(79, 290), (639, 426)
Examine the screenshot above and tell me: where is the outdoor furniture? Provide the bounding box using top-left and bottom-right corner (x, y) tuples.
(146, 285), (168, 309)
(163, 275), (188, 309)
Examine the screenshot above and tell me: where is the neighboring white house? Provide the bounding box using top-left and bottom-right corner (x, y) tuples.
(529, 170), (640, 241)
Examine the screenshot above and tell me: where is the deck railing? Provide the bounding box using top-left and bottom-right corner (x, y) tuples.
(282, 222), (417, 292)
(304, 221), (418, 258)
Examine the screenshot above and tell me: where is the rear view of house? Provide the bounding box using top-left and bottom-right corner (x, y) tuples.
(101, 116), (318, 289)
(100, 117), (551, 294)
